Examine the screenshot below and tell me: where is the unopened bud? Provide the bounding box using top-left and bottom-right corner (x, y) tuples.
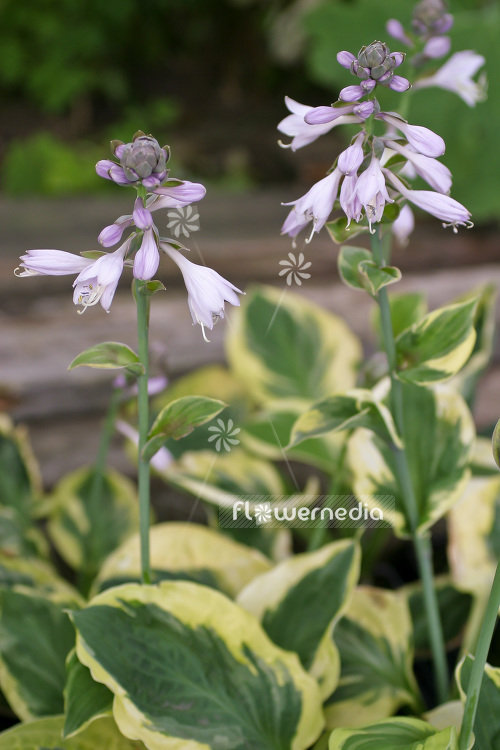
(121, 136), (167, 181)
(358, 42), (389, 69)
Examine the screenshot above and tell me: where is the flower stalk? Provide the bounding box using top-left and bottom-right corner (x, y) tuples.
(371, 228), (448, 705)
(135, 276), (152, 584)
(458, 558), (500, 749)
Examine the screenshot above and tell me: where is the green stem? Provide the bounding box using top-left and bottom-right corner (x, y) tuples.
(135, 279), (152, 584)
(458, 559), (500, 750)
(371, 228), (448, 705)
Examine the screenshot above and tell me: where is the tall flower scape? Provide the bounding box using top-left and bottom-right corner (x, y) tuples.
(2, 2), (498, 750)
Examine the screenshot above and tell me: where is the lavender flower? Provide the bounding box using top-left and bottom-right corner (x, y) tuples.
(412, 51), (487, 106)
(16, 250), (92, 277)
(385, 171), (472, 231)
(277, 97), (360, 151)
(161, 244), (243, 342)
(281, 169), (343, 242)
(387, 140), (452, 193)
(355, 154), (393, 231)
(72, 241), (130, 312)
(392, 204), (415, 246)
(377, 113), (445, 157)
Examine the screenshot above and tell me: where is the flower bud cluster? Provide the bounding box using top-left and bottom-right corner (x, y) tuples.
(337, 42), (410, 100)
(96, 131), (170, 189)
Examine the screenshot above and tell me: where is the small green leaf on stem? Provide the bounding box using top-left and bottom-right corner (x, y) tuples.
(358, 260), (401, 295)
(327, 217), (368, 244)
(137, 280), (166, 296)
(142, 396), (227, 461)
(68, 342), (145, 377)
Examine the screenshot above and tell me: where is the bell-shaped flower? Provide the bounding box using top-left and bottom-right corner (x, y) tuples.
(277, 97), (355, 151)
(282, 168), (343, 241)
(355, 155), (393, 230)
(392, 204), (415, 246)
(133, 228), (160, 281)
(16, 249), (92, 277)
(385, 171), (472, 231)
(387, 140), (452, 193)
(340, 174), (363, 228)
(377, 113), (445, 157)
(413, 50), (486, 107)
(161, 244), (243, 342)
(73, 242), (129, 312)
(132, 197), (153, 230)
(338, 133), (365, 175)
(423, 36), (451, 59)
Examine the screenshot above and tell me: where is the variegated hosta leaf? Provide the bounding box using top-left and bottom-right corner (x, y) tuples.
(64, 649), (114, 738)
(328, 717), (457, 750)
(448, 283), (497, 406)
(164, 448), (285, 508)
(237, 540), (360, 699)
(372, 292), (428, 343)
(448, 476), (500, 596)
(395, 300), (477, 385)
(471, 436), (499, 477)
(0, 554), (82, 601)
(241, 400), (347, 474)
(0, 415), (43, 555)
(47, 466), (139, 574)
(0, 587), (78, 721)
(324, 586), (421, 729)
(457, 656), (500, 750)
(0, 715), (145, 749)
(71, 581), (325, 750)
(226, 285), (361, 405)
(404, 577), (472, 656)
(94, 521), (272, 598)
(425, 702), (463, 735)
(348, 383), (475, 535)
(288, 386), (401, 449)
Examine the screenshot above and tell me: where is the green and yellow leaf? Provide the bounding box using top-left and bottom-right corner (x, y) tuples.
(226, 285), (361, 405)
(237, 540), (360, 699)
(324, 586), (421, 728)
(328, 717), (457, 749)
(72, 581), (324, 750)
(0, 715), (145, 749)
(94, 521), (272, 598)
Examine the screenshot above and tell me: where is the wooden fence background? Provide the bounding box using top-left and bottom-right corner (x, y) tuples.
(1, 191), (498, 512)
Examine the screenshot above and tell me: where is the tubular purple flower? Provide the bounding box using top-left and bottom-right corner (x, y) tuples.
(388, 140), (452, 193)
(386, 20), (413, 47)
(389, 75), (411, 92)
(377, 113), (445, 157)
(133, 228), (160, 281)
(281, 209), (310, 239)
(392, 204), (415, 247)
(305, 104), (357, 125)
(337, 51), (357, 69)
(354, 100), (377, 120)
(385, 170), (472, 231)
(338, 133), (365, 175)
(282, 168), (343, 241)
(16, 249), (92, 277)
(161, 243), (243, 342)
(412, 50), (486, 107)
(356, 155), (393, 231)
(133, 197), (153, 230)
(340, 175), (362, 227)
(98, 215), (134, 247)
(73, 242), (129, 313)
(152, 180), (206, 205)
(423, 36), (451, 59)
(339, 85), (366, 102)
